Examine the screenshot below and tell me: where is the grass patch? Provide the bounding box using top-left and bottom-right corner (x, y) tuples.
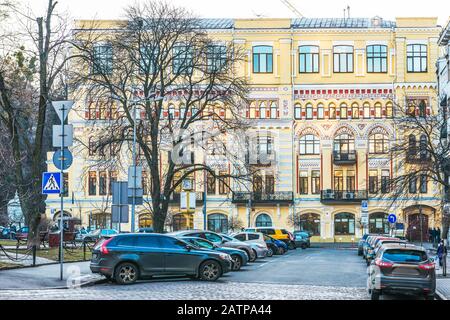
(0, 240), (18, 247)
(0, 261), (22, 270)
(6, 247), (92, 263)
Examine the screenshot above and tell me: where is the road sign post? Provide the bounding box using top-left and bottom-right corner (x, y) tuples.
(51, 101), (74, 281)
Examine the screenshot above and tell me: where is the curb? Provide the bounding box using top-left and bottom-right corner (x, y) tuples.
(0, 275), (107, 291)
(435, 290), (447, 300)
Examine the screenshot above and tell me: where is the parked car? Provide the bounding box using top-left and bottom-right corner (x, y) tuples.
(231, 232), (269, 252)
(75, 228), (88, 241)
(167, 230), (257, 262)
(367, 244), (436, 300)
(83, 229), (119, 242)
(264, 234), (288, 255)
(358, 234), (374, 256)
(15, 227), (29, 241)
(293, 231), (310, 249)
(245, 227), (296, 249)
(363, 235), (389, 259)
(181, 237), (248, 271)
(0, 227), (16, 240)
(223, 234), (268, 259)
(365, 236), (395, 264)
(366, 238), (408, 265)
(138, 228), (155, 233)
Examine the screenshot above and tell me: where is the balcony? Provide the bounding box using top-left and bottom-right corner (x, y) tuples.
(333, 151), (357, 165)
(168, 192), (204, 205)
(232, 192), (293, 204)
(320, 190), (368, 204)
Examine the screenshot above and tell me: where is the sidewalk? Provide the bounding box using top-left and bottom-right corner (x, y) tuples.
(0, 261), (104, 290)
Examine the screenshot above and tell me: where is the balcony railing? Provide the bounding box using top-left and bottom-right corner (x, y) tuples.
(320, 190), (368, 204)
(232, 192), (293, 204)
(333, 151), (357, 165)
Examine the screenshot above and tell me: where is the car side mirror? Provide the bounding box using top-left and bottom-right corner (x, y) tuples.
(185, 245), (192, 251)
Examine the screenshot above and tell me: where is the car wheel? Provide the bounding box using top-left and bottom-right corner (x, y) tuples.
(114, 262), (139, 285)
(370, 289), (381, 300)
(231, 255), (242, 271)
(358, 250), (363, 256)
(366, 259), (371, 266)
(199, 260), (222, 281)
(267, 248), (273, 257)
(288, 242), (296, 250)
(301, 243), (307, 250)
(252, 249), (258, 260)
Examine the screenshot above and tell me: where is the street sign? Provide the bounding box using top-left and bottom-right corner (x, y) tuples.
(128, 188), (143, 205)
(112, 182), (129, 224)
(53, 149), (73, 170)
(361, 216), (369, 225)
(42, 172), (62, 194)
(52, 101), (74, 122)
(388, 214), (397, 224)
(361, 200), (369, 212)
(128, 166), (143, 189)
(52, 125), (74, 147)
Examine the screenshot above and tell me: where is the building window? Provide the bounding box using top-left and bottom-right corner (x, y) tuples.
(92, 43), (113, 75)
(367, 45), (387, 73)
(255, 214), (272, 227)
(265, 175), (275, 194)
(333, 46), (354, 73)
(305, 103), (313, 119)
(386, 102), (394, 118)
(257, 136), (273, 156)
(420, 135), (428, 160)
(369, 213), (389, 234)
(369, 170), (378, 194)
(409, 176), (417, 193)
(334, 213), (355, 235)
(142, 171), (149, 195)
(299, 46), (319, 73)
(109, 171), (117, 195)
(329, 103), (336, 119)
(317, 103), (324, 119)
(346, 171), (355, 192)
(420, 174), (428, 193)
(299, 171), (308, 194)
(207, 173), (216, 195)
(334, 134), (355, 154)
(253, 46), (273, 73)
(207, 45), (227, 73)
(381, 170), (390, 194)
(407, 44), (427, 73)
(253, 175), (263, 193)
(299, 135), (320, 155)
(334, 170), (344, 191)
(168, 104), (176, 120)
(294, 104), (302, 119)
(369, 133), (389, 154)
(418, 100), (427, 118)
(270, 102), (278, 119)
(351, 103), (359, 119)
(408, 135), (417, 156)
(300, 213), (321, 236)
(99, 171), (107, 196)
(88, 172), (97, 196)
(374, 102), (382, 119)
(340, 103), (348, 119)
(173, 44), (193, 74)
(172, 214), (193, 231)
(207, 214), (228, 233)
(140, 44), (158, 74)
(218, 171), (230, 195)
(259, 102), (267, 119)
(88, 137), (96, 156)
(311, 171), (321, 195)
(363, 102), (371, 119)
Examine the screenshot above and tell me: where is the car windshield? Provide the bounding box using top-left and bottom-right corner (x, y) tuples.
(193, 239), (214, 249)
(383, 249), (428, 263)
(91, 229), (101, 235)
(221, 234), (234, 242)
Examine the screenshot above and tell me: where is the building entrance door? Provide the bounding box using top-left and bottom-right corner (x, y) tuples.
(407, 213), (429, 242)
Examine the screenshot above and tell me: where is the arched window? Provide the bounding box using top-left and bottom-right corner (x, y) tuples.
(374, 102), (382, 119)
(369, 213), (389, 234)
(317, 103), (324, 119)
(334, 213), (355, 235)
(294, 103), (302, 119)
(270, 102), (278, 119)
(420, 135), (428, 159)
(419, 100), (427, 118)
(305, 103), (313, 119)
(363, 102), (371, 119)
(351, 103), (359, 119)
(299, 134), (320, 155)
(369, 133), (389, 154)
(168, 104), (176, 120)
(408, 135), (417, 156)
(253, 46), (273, 73)
(329, 103), (336, 119)
(139, 214), (153, 229)
(340, 103), (348, 119)
(172, 214), (193, 231)
(179, 104), (186, 119)
(255, 214), (272, 227)
(386, 102), (394, 118)
(259, 102), (267, 119)
(334, 133), (355, 153)
(300, 213), (321, 236)
(207, 214), (228, 234)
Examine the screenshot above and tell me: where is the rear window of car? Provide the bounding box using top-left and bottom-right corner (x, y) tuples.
(248, 234), (260, 240)
(383, 249), (428, 263)
(116, 236), (136, 247)
(258, 229), (275, 235)
(281, 229), (289, 235)
(234, 234), (246, 241)
(136, 236), (160, 248)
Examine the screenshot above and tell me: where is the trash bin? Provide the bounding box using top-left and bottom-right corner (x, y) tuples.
(49, 232), (61, 248)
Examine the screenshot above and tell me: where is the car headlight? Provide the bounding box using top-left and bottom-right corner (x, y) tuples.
(218, 253), (231, 260)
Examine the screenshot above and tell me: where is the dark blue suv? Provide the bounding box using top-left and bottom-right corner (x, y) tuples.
(90, 234), (233, 285)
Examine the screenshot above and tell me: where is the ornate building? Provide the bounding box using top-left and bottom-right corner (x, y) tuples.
(45, 16), (442, 242)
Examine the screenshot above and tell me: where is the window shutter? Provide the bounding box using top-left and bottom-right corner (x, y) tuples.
(277, 110), (280, 118)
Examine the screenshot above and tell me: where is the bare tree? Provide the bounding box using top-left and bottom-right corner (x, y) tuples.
(228, 215), (244, 233)
(382, 96), (449, 239)
(0, 0), (73, 245)
(70, 0), (251, 233)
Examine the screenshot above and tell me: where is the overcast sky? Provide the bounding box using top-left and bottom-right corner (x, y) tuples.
(27, 0), (450, 25)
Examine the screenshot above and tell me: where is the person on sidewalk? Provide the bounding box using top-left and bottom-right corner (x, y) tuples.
(437, 240), (447, 267)
(437, 228), (442, 243)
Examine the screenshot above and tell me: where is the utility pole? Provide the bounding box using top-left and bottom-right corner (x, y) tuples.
(131, 101), (137, 233)
(59, 104), (65, 281)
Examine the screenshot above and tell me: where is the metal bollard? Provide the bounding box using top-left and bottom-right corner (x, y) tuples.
(83, 241), (86, 261)
(32, 245), (36, 267)
(443, 253), (447, 277)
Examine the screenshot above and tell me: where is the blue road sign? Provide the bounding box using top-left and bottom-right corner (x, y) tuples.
(42, 172), (62, 194)
(53, 149), (73, 171)
(388, 214), (397, 224)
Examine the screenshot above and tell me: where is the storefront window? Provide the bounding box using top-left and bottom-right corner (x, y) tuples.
(334, 213), (355, 235)
(207, 214), (228, 233)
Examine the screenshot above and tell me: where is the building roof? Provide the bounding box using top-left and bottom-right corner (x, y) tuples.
(439, 19), (450, 45)
(196, 17), (397, 30)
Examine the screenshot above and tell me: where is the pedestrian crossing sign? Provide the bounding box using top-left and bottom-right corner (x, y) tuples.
(42, 172), (62, 194)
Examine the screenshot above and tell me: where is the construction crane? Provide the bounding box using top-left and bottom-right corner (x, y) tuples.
(280, 0), (303, 18)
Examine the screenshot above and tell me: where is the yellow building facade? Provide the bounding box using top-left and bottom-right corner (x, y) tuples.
(46, 17), (442, 242)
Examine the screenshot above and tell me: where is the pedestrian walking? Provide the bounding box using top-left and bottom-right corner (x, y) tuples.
(437, 240), (447, 267)
(437, 227), (442, 243)
(428, 228), (433, 243)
